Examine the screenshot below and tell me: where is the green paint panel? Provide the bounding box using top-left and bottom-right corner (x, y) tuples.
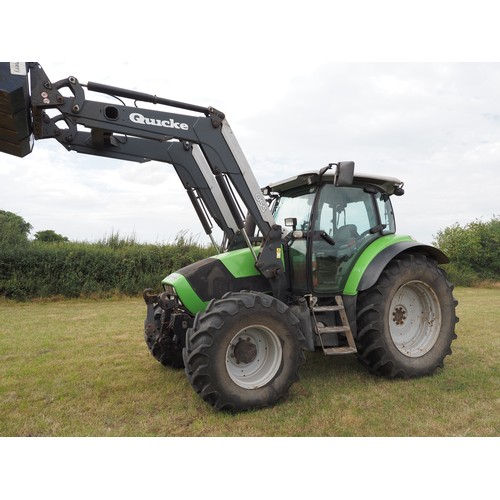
(215, 246), (261, 277)
(162, 272), (207, 315)
(343, 234), (414, 295)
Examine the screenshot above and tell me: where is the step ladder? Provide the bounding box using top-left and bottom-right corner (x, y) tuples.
(312, 296), (357, 355)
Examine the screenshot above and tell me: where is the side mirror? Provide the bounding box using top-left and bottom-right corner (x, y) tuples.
(284, 217), (297, 231)
(335, 161), (355, 187)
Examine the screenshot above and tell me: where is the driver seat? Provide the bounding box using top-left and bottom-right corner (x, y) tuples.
(335, 224), (359, 245)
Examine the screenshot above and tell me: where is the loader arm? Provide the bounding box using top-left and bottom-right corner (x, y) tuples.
(0, 62), (287, 299)
(55, 130), (242, 250)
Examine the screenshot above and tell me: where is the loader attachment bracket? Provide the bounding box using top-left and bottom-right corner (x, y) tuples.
(0, 62), (33, 157)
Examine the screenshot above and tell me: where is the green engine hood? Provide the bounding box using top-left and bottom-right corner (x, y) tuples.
(162, 247), (269, 315)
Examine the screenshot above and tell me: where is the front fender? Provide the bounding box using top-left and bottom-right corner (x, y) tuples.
(343, 236), (449, 295)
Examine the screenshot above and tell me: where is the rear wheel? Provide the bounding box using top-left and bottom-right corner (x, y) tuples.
(356, 254), (458, 378)
(184, 291), (306, 411)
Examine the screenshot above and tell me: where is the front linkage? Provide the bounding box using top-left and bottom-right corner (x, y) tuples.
(143, 289), (192, 369)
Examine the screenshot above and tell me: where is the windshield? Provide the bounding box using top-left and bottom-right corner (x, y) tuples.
(273, 186), (316, 232)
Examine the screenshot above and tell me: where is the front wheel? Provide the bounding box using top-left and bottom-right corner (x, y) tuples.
(356, 254), (458, 378)
(184, 291), (306, 411)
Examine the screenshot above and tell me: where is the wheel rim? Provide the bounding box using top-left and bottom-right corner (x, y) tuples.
(389, 280), (442, 357)
(226, 325), (283, 389)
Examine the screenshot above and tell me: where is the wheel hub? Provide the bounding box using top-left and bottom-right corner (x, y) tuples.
(392, 305), (407, 326)
(226, 325), (283, 389)
(388, 280), (442, 357)
(232, 338), (257, 364)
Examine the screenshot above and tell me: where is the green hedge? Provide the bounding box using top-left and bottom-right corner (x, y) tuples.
(0, 240), (213, 300)
(434, 216), (500, 287)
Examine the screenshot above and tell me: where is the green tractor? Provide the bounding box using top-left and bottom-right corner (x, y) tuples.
(145, 165), (458, 411)
(1, 62), (458, 411)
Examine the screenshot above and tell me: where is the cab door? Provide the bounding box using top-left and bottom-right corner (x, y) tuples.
(311, 184), (385, 293)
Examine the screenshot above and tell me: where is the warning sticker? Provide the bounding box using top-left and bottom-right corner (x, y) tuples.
(10, 62), (27, 76)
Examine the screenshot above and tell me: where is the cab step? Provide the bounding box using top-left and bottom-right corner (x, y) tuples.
(322, 346), (358, 355)
(313, 305), (343, 313)
(317, 325), (350, 334)
(312, 296), (357, 356)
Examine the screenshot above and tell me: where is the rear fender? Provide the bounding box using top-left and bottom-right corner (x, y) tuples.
(346, 240), (449, 294)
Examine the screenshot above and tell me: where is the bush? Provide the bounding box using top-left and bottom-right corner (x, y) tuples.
(434, 216), (500, 286)
(0, 237), (213, 300)
(34, 230), (69, 243)
(0, 210), (32, 247)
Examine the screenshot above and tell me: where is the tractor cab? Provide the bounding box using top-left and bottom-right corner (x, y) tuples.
(266, 168), (404, 294)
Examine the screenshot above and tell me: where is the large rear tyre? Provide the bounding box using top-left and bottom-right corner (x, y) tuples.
(184, 291), (306, 411)
(356, 254), (458, 378)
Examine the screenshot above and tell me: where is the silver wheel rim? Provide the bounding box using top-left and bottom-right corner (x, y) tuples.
(226, 325), (283, 389)
(389, 280), (442, 357)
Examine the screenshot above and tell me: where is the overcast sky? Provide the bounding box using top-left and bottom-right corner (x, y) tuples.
(2, 2), (499, 247)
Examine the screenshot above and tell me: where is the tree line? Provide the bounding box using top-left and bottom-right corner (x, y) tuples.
(0, 210), (212, 300)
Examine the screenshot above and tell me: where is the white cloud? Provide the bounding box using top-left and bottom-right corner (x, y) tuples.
(2, 3), (500, 246)
(239, 62), (500, 243)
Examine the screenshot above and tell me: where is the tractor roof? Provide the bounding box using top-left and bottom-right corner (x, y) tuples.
(265, 170), (404, 196)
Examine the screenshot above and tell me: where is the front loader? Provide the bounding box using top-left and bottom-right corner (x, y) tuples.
(0, 62), (458, 411)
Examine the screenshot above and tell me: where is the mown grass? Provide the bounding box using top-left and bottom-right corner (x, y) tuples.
(0, 288), (498, 436)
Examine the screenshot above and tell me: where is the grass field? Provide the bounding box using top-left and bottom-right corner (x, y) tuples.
(0, 287), (498, 437)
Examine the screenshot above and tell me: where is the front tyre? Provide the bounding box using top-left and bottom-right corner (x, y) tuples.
(356, 254), (458, 378)
(184, 291), (306, 411)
